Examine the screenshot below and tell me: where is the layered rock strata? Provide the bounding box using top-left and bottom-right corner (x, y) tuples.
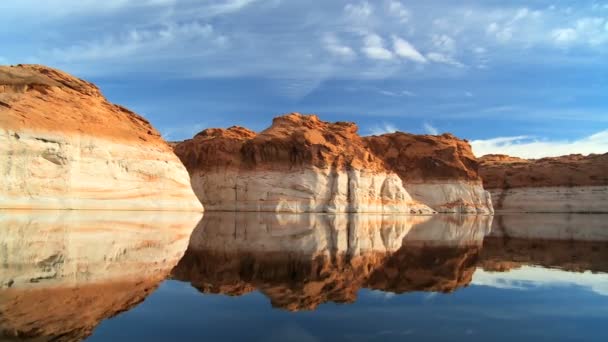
(174, 114), (433, 213)
(479, 153), (608, 213)
(0, 210), (201, 341)
(0, 64), (202, 211)
(364, 132), (493, 213)
(171, 212), (492, 311)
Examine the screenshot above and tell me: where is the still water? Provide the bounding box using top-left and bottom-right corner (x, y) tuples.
(1, 212), (607, 341)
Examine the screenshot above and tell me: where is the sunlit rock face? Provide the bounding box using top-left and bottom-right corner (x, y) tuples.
(174, 114), (439, 213)
(0, 210), (201, 341)
(0, 65), (202, 211)
(479, 154), (608, 213)
(171, 213), (492, 311)
(364, 132), (494, 214)
(479, 214), (608, 273)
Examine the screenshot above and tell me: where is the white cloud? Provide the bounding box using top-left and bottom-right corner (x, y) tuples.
(431, 34), (455, 53)
(362, 34), (394, 60)
(423, 122), (439, 135)
(344, 1), (373, 21)
(426, 52), (464, 67)
(387, 0), (410, 23)
(377, 89), (416, 97)
(369, 122), (398, 135)
(465, 91), (473, 97)
(470, 129), (608, 158)
(473, 266), (608, 296)
(323, 34), (356, 59)
(392, 36), (427, 63)
(49, 21), (222, 62)
(552, 28), (578, 44)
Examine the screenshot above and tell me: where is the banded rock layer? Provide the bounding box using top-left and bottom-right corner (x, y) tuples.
(175, 113), (493, 213)
(175, 114), (433, 213)
(0, 64), (202, 211)
(364, 132), (493, 213)
(479, 153), (608, 212)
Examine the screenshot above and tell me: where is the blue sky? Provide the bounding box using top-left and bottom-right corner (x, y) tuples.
(1, 0), (607, 157)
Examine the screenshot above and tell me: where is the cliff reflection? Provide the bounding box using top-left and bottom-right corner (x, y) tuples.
(171, 213), (492, 311)
(0, 210), (202, 342)
(479, 214), (608, 273)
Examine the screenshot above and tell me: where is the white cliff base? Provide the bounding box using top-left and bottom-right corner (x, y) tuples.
(191, 168), (434, 213)
(489, 186), (608, 213)
(0, 129), (203, 211)
(404, 181), (494, 214)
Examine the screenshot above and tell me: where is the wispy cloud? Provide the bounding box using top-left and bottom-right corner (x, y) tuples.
(423, 122), (439, 135)
(368, 122), (398, 135)
(362, 33), (394, 60)
(471, 130), (608, 158)
(392, 35), (427, 63)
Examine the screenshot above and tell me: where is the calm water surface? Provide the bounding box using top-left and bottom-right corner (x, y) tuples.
(1, 212), (607, 341)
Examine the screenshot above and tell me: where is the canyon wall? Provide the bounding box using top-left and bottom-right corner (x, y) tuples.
(0, 64), (202, 211)
(479, 153), (608, 213)
(175, 113), (493, 213)
(175, 114), (434, 213)
(364, 132), (493, 214)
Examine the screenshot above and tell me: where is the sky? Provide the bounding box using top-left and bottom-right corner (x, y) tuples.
(1, 0), (607, 158)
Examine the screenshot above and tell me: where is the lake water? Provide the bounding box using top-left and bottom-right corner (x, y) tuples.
(1, 212), (607, 341)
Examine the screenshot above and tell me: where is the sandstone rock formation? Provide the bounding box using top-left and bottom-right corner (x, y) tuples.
(0, 210), (201, 341)
(479, 153), (608, 212)
(174, 113), (493, 213)
(175, 114), (434, 213)
(0, 64), (202, 211)
(171, 212), (492, 311)
(364, 132), (493, 213)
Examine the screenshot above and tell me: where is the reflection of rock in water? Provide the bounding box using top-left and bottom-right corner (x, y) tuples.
(171, 213), (492, 311)
(480, 214), (608, 273)
(0, 211), (201, 341)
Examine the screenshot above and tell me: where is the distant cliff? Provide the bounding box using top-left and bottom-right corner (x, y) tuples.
(479, 153), (608, 212)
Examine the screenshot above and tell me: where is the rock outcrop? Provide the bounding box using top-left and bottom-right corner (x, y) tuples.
(364, 132), (493, 213)
(174, 114), (433, 213)
(0, 210), (201, 341)
(171, 212), (492, 311)
(0, 64), (202, 211)
(479, 153), (608, 212)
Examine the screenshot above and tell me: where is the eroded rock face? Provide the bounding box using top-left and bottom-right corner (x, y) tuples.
(0, 64), (202, 211)
(479, 153), (608, 212)
(175, 114), (433, 213)
(0, 210), (201, 341)
(364, 132), (493, 214)
(171, 212), (492, 311)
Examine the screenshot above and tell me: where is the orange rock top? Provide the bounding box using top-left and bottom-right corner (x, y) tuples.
(479, 153), (608, 189)
(363, 132), (481, 183)
(0, 64), (167, 148)
(175, 113), (387, 172)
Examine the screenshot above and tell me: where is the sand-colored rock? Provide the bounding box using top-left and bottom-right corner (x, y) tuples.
(0, 64), (202, 211)
(175, 114), (433, 213)
(171, 212), (492, 311)
(0, 210), (201, 341)
(364, 132), (493, 213)
(479, 153), (608, 212)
